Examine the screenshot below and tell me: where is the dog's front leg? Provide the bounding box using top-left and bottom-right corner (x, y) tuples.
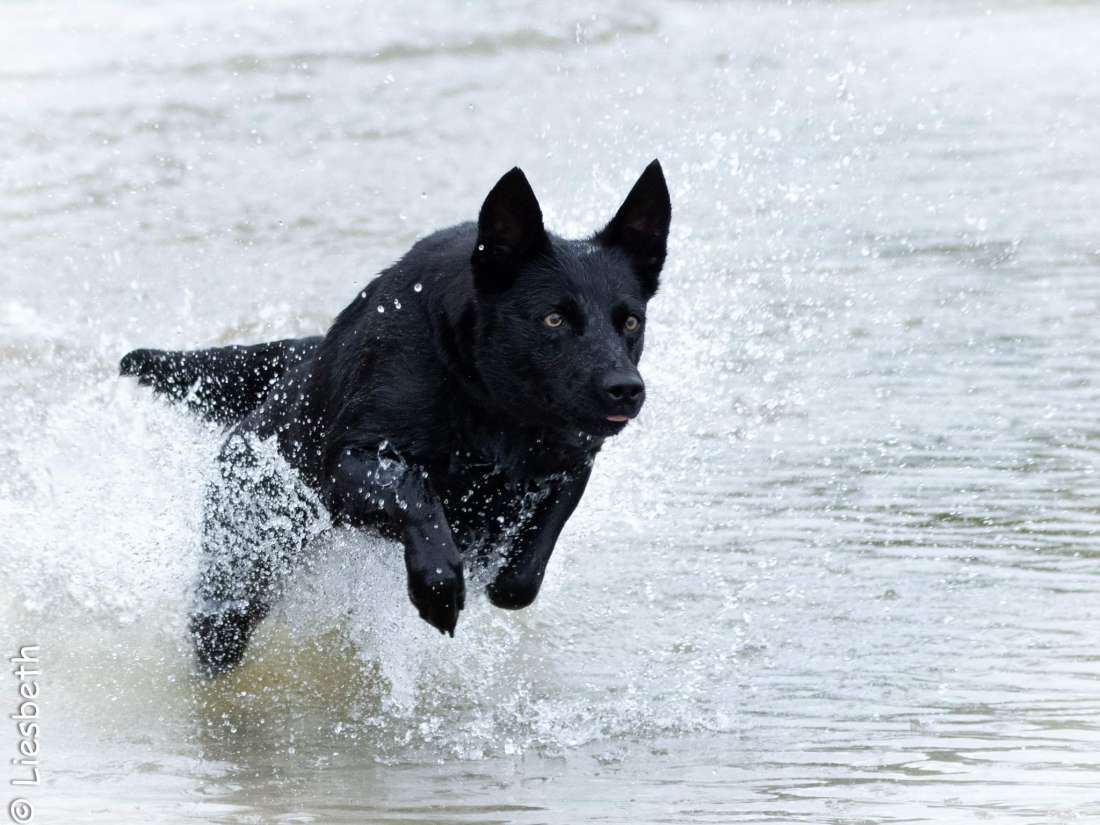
(488, 466), (592, 610)
(328, 448), (465, 636)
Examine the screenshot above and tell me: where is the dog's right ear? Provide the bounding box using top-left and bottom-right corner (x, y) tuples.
(471, 168), (548, 294)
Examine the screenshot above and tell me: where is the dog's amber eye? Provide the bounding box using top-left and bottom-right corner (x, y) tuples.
(543, 312), (564, 329)
(624, 315), (641, 332)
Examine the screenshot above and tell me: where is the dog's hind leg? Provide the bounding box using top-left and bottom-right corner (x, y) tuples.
(189, 434), (323, 676)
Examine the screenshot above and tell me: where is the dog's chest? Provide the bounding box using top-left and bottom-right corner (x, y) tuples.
(433, 442), (579, 545)
(451, 418), (597, 478)
(429, 421), (595, 548)
(434, 465), (540, 550)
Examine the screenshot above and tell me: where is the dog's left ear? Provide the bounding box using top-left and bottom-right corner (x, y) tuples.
(596, 159), (671, 298)
(472, 167), (549, 294)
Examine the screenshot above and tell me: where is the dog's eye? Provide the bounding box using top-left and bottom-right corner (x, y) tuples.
(623, 315), (642, 333)
(543, 312), (564, 329)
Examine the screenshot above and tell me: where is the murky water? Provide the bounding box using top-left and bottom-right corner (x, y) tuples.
(3, 1), (1100, 822)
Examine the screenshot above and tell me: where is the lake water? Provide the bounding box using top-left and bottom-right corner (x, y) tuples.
(2, 1), (1100, 822)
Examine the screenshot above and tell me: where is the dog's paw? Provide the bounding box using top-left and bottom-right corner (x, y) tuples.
(486, 573), (540, 610)
(188, 610), (254, 677)
(406, 553), (465, 636)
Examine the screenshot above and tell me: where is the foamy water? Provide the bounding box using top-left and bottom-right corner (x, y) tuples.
(3, 1), (1100, 822)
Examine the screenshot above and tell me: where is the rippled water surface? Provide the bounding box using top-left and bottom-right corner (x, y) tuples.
(3, 1), (1100, 822)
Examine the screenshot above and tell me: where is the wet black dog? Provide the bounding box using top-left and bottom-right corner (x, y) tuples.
(121, 161), (671, 674)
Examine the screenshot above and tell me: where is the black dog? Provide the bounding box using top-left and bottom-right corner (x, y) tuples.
(121, 161), (671, 675)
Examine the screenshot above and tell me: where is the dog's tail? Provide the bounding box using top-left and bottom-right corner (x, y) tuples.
(119, 336), (322, 425)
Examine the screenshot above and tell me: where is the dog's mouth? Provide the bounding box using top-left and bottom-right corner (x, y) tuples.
(574, 413), (634, 437)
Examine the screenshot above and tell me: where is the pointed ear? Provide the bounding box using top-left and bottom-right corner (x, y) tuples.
(471, 167), (548, 293)
(596, 159), (671, 298)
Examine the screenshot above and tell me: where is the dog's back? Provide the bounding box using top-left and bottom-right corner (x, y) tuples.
(120, 337), (321, 426)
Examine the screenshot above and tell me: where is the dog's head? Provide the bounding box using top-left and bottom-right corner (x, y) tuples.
(470, 161), (671, 437)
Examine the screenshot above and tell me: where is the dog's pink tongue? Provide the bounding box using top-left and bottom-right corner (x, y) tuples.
(606, 415), (629, 423)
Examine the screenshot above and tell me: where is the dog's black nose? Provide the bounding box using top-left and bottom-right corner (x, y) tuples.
(600, 372), (645, 406)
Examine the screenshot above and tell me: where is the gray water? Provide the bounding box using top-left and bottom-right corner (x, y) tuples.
(2, 1), (1100, 822)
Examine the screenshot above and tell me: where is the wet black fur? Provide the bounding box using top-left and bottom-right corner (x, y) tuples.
(121, 161), (671, 675)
